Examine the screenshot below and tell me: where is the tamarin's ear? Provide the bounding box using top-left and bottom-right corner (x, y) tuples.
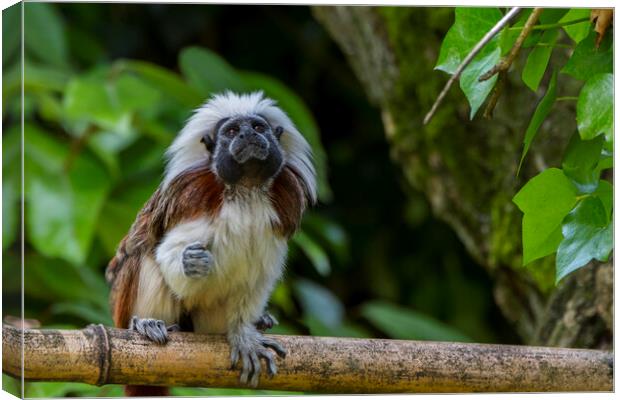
(201, 134), (215, 152)
(274, 126), (284, 140)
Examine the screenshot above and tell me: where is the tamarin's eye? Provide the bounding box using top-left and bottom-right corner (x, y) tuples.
(253, 124), (265, 133)
(227, 127), (238, 137)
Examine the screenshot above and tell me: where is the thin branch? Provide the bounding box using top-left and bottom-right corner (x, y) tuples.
(479, 8), (543, 82)
(482, 72), (506, 119)
(2, 325), (613, 393)
(423, 7), (522, 125)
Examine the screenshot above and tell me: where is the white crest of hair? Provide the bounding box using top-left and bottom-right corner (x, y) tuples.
(162, 91), (317, 203)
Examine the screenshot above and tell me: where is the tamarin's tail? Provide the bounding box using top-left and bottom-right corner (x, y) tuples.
(125, 385), (170, 397)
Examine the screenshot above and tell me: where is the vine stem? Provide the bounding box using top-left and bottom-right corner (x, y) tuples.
(557, 96), (579, 101)
(508, 17), (590, 31)
(480, 8), (543, 118)
(536, 43), (572, 49)
(423, 7), (522, 125)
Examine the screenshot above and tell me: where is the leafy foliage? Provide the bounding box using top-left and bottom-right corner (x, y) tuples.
(435, 7), (613, 283)
(577, 73), (613, 142)
(562, 31), (612, 80)
(361, 301), (471, 342)
(556, 196), (612, 282)
(513, 168), (578, 265)
(518, 70), (557, 173)
(436, 8), (502, 118)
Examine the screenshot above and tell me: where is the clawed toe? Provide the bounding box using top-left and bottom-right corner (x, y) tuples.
(129, 316), (174, 344)
(230, 333), (286, 387)
(260, 336), (287, 358)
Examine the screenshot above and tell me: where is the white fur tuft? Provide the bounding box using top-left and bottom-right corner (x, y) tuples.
(163, 91), (317, 203)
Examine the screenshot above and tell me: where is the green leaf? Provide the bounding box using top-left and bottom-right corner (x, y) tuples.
(85, 131), (125, 177)
(361, 300), (471, 342)
(538, 8), (569, 24)
(24, 125), (111, 265)
(24, 2), (68, 68)
(303, 316), (370, 338)
(36, 92), (64, 123)
(63, 77), (130, 135)
(577, 73), (613, 142)
(118, 60), (203, 108)
(97, 178), (159, 256)
(596, 153), (613, 175)
(115, 74), (161, 112)
(560, 8), (591, 44)
(513, 168), (578, 265)
(592, 180), (613, 221)
(179, 46), (245, 95)
(435, 8), (503, 118)
(24, 254), (107, 307)
(556, 197), (612, 282)
(562, 132), (605, 193)
(64, 72), (160, 135)
(460, 47), (501, 119)
(562, 30), (612, 81)
(24, 63), (70, 92)
(518, 70), (557, 174)
(51, 302), (112, 325)
(240, 70), (332, 201)
(522, 29), (558, 92)
(301, 212), (349, 264)
(292, 231), (331, 276)
(436, 8), (502, 74)
(294, 278), (344, 328)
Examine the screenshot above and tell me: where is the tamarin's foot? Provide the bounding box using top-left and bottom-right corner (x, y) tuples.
(182, 242), (214, 277)
(229, 328), (287, 387)
(254, 312), (278, 331)
(129, 316), (180, 344)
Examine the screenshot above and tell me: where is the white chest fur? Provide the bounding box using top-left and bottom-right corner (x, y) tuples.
(152, 189), (287, 333)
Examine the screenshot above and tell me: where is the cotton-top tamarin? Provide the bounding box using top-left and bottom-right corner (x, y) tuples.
(105, 92), (316, 394)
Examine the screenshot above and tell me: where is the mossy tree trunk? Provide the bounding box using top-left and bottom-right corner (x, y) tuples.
(312, 6), (612, 349)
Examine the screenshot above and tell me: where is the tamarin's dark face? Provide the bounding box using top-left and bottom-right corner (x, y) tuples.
(202, 115), (284, 186)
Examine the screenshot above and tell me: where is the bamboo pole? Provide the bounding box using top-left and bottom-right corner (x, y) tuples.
(2, 325), (613, 393)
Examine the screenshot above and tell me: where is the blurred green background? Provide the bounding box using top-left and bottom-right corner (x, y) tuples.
(3, 3), (517, 397)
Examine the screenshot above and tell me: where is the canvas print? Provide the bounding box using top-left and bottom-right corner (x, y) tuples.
(1, 2), (614, 397)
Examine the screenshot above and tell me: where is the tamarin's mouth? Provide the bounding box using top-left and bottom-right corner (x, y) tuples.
(230, 136), (270, 164)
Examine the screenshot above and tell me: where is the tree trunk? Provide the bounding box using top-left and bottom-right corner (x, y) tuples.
(312, 6), (612, 349)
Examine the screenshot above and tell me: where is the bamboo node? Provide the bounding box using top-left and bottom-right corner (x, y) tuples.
(88, 324), (111, 386)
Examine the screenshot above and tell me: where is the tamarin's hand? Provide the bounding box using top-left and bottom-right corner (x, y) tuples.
(182, 242), (214, 278)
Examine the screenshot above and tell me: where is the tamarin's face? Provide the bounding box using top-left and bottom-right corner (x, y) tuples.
(202, 115), (284, 187)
